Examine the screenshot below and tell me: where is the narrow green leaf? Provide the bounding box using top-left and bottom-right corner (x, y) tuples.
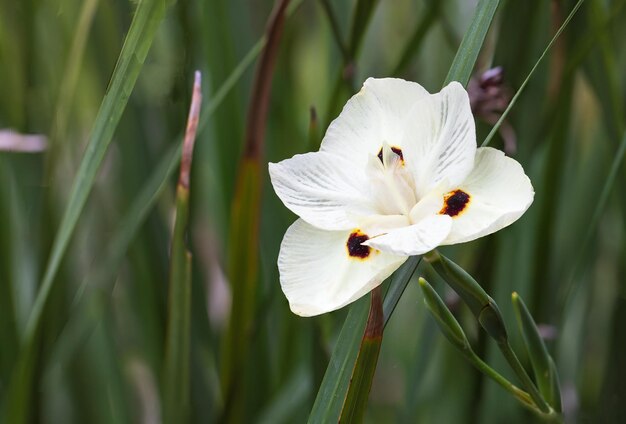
(162, 71), (201, 424)
(424, 251), (496, 322)
(419, 278), (469, 352)
(444, 0), (500, 86)
(308, 296), (370, 423)
(339, 287), (384, 423)
(6, 2), (171, 423)
(25, 0), (171, 345)
(391, 0), (440, 76)
(44, 0), (306, 382)
(382, 256), (421, 326)
(348, 0), (379, 58)
(512, 292), (561, 411)
(481, 0), (585, 147)
(221, 1), (291, 417)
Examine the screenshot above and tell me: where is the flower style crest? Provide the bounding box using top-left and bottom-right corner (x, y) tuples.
(269, 78), (534, 317)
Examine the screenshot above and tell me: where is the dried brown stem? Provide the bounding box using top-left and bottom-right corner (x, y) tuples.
(179, 71), (202, 189)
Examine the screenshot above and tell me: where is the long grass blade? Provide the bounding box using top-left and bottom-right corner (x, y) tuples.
(25, 0), (171, 345)
(221, 0), (291, 419)
(162, 71), (202, 424)
(481, 0), (585, 148)
(444, 0), (500, 86)
(339, 287), (384, 423)
(5, 2), (171, 423)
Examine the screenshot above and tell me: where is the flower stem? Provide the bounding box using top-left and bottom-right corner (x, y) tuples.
(497, 340), (552, 414)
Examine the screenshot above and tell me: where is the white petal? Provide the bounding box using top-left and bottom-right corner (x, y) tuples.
(278, 219), (407, 316)
(269, 151), (378, 231)
(401, 81), (477, 198)
(320, 78), (430, 168)
(363, 214), (452, 256)
(442, 147), (534, 245)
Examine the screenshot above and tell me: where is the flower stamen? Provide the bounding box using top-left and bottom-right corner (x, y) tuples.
(377, 146), (404, 165)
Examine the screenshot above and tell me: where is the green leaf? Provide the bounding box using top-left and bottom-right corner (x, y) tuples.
(444, 0), (500, 86)
(382, 256), (421, 326)
(162, 71), (201, 424)
(419, 277), (469, 352)
(6, 1), (171, 422)
(481, 0), (585, 148)
(340, 287), (384, 423)
(162, 185), (192, 424)
(348, 0), (379, 58)
(308, 296), (370, 423)
(25, 0), (171, 345)
(511, 292), (561, 411)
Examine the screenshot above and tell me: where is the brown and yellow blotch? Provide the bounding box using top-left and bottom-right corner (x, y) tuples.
(439, 189), (471, 217)
(346, 230), (372, 259)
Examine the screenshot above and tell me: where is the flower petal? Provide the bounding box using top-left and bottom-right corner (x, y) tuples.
(269, 151), (378, 230)
(442, 147), (534, 245)
(363, 214), (452, 256)
(278, 219), (407, 316)
(320, 78), (430, 167)
(401, 81), (477, 198)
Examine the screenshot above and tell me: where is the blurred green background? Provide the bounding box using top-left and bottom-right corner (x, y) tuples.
(0, 0), (625, 422)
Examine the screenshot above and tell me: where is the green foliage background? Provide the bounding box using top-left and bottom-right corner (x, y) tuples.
(0, 0), (625, 422)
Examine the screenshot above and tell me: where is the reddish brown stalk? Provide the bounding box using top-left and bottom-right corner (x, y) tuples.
(179, 71), (202, 189)
(243, 0), (291, 159)
(364, 286), (383, 339)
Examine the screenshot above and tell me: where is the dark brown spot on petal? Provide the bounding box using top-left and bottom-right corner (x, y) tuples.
(346, 230), (371, 259)
(377, 146), (404, 164)
(439, 189), (471, 217)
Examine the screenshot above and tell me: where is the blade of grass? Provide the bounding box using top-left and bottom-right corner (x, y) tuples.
(382, 256), (421, 327)
(6, 2), (171, 423)
(481, 0), (585, 148)
(162, 71), (202, 424)
(443, 0), (500, 86)
(43, 0), (307, 382)
(390, 0), (440, 76)
(25, 0), (171, 345)
(221, 0), (291, 419)
(339, 287), (384, 423)
(512, 292), (562, 411)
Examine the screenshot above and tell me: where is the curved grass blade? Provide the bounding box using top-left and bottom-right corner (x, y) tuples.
(162, 71), (202, 424)
(444, 0), (500, 86)
(481, 0), (585, 147)
(43, 0), (307, 381)
(5, 2), (171, 423)
(221, 0), (291, 419)
(512, 292), (562, 411)
(25, 0), (171, 346)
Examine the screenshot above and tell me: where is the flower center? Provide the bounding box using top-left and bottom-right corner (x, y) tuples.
(367, 144), (417, 216)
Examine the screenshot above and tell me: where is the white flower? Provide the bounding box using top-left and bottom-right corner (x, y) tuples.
(269, 78), (534, 317)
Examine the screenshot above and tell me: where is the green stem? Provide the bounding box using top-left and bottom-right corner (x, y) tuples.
(465, 350), (533, 408)
(498, 340), (551, 414)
